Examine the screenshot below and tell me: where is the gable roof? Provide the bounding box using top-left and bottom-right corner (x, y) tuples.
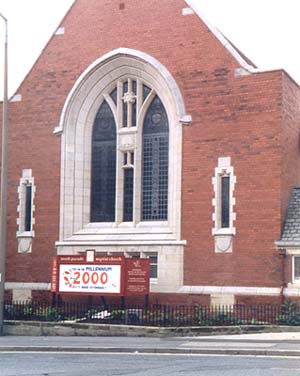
(276, 188), (300, 247)
(7, 0), (295, 104)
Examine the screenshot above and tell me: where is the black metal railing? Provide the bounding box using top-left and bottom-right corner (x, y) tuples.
(4, 300), (300, 326)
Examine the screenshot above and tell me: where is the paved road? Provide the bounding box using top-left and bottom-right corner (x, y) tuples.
(1, 353), (300, 376)
(2, 332), (300, 356)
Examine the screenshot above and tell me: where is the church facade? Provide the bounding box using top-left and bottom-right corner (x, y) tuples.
(2, 0), (300, 305)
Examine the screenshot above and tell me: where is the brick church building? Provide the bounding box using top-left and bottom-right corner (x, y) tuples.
(1, 0), (300, 306)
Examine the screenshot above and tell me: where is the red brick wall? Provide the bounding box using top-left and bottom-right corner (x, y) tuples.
(281, 73), (300, 222)
(150, 293), (210, 306)
(1, 0), (299, 303)
(285, 254), (293, 285)
(56, 293), (210, 306)
(182, 70), (283, 288)
(235, 295), (281, 306)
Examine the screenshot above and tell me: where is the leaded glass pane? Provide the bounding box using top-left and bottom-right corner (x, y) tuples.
(122, 103), (128, 128)
(221, 176), (230, 228)
(142, 95), (169, 221)
(295, 257), (300, 280)
(130, 151), (134, 165)
(110, 87), (117, 105)
(150, 255), (158, 278)
(132, 100), (137, 127)
(123, 168), (134, 222)
(143, 84), (151, 102)
(25, 185), (32, 231)
(132, 80), (137, 95)
(91, 100), (116, 222)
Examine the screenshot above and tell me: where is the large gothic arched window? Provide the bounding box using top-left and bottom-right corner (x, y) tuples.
(90, 79), (169, 224)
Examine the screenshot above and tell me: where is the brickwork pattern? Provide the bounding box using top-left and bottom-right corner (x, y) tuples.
(0, 0), (299, 304)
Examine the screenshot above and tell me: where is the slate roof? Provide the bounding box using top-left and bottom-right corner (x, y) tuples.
(278, 187), (300, 246)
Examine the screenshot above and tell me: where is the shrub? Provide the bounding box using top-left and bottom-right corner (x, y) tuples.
(276, 300), (300, 325)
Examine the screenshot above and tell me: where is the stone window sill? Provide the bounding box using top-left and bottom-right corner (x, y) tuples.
(16, 231), (35, 238)
(212, 228), (236, 236)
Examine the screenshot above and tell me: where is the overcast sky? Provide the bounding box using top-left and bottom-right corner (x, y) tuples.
(0, 0), (300, 99)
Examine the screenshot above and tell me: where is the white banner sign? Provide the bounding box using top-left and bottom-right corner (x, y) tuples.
(58, 264), (121, 293)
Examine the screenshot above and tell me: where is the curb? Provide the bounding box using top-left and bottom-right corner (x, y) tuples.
(1, 346), (300, 357)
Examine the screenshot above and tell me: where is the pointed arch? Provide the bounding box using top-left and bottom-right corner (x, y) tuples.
(54, 48), (190, 135)
(57, 48), (190, 244)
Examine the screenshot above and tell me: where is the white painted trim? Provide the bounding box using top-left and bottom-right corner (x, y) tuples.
(184, 0), (265, 74)
(179, 285), (300, 298)
(182, 7), (195, 16)
(56, 240), (187, 247)
(10, 94), (22, 102)
(285, 287), (300, 297)
(178, 285), (281, 296)
(276, 241), (300, 249)
(5, 282), (50, 290)
(286, 249), (300, 255)
(55, 27), (65, 36)
(293, 255), (300, 284)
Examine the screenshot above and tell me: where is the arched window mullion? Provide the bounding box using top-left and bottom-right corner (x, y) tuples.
(136, 80), (143, 120)
(103, 94), (117, 120)
(138, 89), (156, 122)
(116, 81), (123, 130)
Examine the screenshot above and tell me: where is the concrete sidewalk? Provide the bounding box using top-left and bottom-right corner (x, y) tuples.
(1, 332), (300, 357)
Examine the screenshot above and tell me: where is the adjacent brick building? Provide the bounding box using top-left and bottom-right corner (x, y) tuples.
(1, 0), (300, 305)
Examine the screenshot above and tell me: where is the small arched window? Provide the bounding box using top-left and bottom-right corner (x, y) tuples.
(90, 100), (116, 222)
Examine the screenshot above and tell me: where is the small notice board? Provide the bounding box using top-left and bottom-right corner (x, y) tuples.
(51, 251), (150, 296)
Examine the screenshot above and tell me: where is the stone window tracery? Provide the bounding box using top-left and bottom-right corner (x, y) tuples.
(90, 78), (169, 225)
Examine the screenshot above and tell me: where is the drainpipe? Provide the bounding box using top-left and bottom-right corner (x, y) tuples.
(278, 249), (286, 305)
